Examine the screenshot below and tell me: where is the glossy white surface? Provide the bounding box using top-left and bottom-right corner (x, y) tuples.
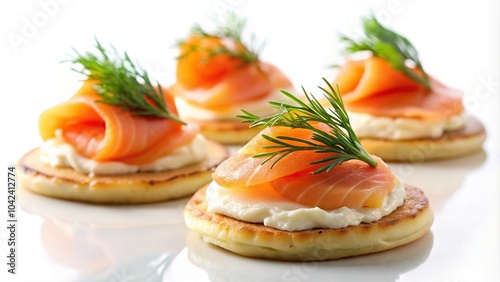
(1, 1), (499, 281)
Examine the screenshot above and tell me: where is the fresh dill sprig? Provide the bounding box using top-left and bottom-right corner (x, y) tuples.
(177, 12), (261, 65)
(68, 39), (184, 124)
(340, 14), (430, 89)
(237, 78), (378, 174)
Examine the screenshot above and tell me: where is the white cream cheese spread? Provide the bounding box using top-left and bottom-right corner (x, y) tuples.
(206, 178), (406, 231)
(40, 131), (208, 176)
(348, 112), (466, 140)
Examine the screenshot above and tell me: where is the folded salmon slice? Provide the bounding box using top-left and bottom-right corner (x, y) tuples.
(171, 36), (293, 111)
(171, 62), (292, 111)
(271, 157), (395, 209)
(39, 81), (197, 165)
(333, 57), (464, 120)
(212, 125), (396, 209)
(212, 126), (332, 188)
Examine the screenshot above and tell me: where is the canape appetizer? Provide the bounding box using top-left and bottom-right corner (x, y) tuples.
(18, 41), (228, 204)
(169, 14), (296, 144)
(328, 15), (486, 161)
(184, 79), (433, 261)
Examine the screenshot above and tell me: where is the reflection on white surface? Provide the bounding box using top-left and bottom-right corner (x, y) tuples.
(39, 219), (181, 281)
(389, 150), (487, 213)
(164, 231), (433, 282)
(19, 188), (189, 227)
(17, 190), (188, 282)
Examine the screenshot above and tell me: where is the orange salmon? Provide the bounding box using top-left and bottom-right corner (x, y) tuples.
(39, 81), (197, 165)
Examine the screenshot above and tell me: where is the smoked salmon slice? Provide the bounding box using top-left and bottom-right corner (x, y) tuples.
(175, 35), (249, 89)
(170, 36), (293, 111)
(212, 126), (334, 188)
(212, 125), (396, 209)
(39, 81), (197, 165)
(332, 57), (464, 120)
(271, 157), (395, 209)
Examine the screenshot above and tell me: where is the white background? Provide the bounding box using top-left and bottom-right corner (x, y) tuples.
(1, 0), (499, 281)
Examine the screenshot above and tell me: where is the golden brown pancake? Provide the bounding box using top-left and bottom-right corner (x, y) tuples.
(184, 184), (433, 261)
(18, 141), (229, 204)
(360, 116), (486, 162)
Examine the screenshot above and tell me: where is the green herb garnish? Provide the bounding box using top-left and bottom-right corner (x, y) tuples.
(237, 78), (378, 173)
(340, 14), (430, 88)
(69, 39), (184, 123)
(177, 12), (261, 65)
